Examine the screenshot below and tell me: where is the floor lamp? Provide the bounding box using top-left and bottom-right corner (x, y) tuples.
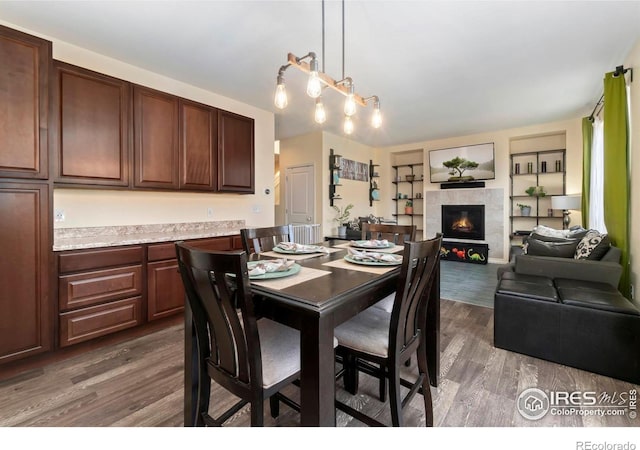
(551, 195), (582, 229)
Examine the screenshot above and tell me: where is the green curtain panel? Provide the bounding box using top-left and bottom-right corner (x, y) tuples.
(581, 117), (592, 228)
(603, 72), (630, 298)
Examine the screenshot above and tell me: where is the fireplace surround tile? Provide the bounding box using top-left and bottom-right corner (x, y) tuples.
(425, 188), (505, 261)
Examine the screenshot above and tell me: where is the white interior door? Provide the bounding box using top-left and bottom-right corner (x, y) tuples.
(285, 164), (315, 225)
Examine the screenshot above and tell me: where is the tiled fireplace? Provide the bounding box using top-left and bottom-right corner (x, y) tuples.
(425, 188), (505, 261)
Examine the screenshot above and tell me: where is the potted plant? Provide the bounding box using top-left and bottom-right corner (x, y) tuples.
(517, 203), (532, 216)
(332, 203), (353, 236)
(525, 186), (546, 197)
(405, 200), (413, 214)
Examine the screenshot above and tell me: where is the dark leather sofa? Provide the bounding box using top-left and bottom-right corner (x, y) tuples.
(494, 271), (640, 384)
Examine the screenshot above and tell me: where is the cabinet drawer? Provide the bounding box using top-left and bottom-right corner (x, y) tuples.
(188, 236), (233, 251)
(232, 235), (243, 250)
(59, 296), (142, 347)
(147, 242), (177, 262)
(59, 246), (143, 273)
(59, 265), (142, 311)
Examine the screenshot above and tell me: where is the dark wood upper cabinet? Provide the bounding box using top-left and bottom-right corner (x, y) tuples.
(133, 85), (179, 189)
(0, 25), (51, 179)
(179, 100), (216, 190)
(0, 182), (51, 363)
(52, 62), (130, 186)
(217, 110), (254, 193)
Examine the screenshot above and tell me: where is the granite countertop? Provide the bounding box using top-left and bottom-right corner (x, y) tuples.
(53, 220), (246, 251)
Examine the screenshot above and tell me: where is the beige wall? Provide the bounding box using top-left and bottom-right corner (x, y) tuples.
(276, 131), (323, 227)
(1, 19), (276, 229)
(321, 132), (377, 235)
(377, 118), (582, 263)
(625, 39), (640, 304)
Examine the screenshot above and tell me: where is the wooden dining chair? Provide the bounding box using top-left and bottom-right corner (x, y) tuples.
(240, 225), (295, 254)
(176, 242), (301, 426)
(360, 223), (416, 245)
(335, 233), (443, 427)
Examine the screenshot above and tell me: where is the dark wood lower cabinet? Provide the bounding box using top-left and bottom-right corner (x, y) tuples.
(147, 259), (184, 321)
(59, 296), (143, 347)
(0, 182), (51, 364)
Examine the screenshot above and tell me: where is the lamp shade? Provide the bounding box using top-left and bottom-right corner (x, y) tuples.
(551, 195), (581, 210)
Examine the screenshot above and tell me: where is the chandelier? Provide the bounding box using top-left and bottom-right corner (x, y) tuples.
(273, 1), (381, 134)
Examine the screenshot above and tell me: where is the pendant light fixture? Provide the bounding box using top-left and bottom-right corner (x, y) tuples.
(274, 0), (381, 134)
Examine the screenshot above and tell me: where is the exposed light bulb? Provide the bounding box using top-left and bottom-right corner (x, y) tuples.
(344, 94), (356, 117)
(274, 78), (287, 109)
(371, 101), (382, 128)
(343, 116), (354, 135)
(307, 72), (322, 98)
(306, 57), (322, 98)
(314, 97), (326, 124)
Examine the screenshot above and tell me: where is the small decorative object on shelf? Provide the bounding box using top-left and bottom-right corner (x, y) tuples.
(525, 185), (546, 197)
(555, 160), (562, 172)
(405, 174), (415, 182)
(517, 203), (531, 216)
(540, 161), (547, 173)
(405, 200), (413, 214)
(527, 162), (533, 173)
(514, 163), (520, 174)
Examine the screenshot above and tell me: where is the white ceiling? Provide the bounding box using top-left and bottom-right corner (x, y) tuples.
(1, 1), (639, 147)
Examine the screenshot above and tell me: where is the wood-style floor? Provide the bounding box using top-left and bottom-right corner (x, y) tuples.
(0, 299), (637, 427)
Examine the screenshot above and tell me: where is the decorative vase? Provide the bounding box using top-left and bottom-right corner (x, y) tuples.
(521, 207), (531, 216)
(333, 172), (339, 184)
(337, 225), (347, 236)
(405, 207), (413, 215)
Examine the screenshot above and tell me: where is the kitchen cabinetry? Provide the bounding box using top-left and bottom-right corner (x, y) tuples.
(0, 25), (51, 179)
(133, 85), (180, 189)
(180, 99), (217, 190)
(510, 149), (565, 238)
(329, 149), (342, 206)
(392, 163), (424, 239)
(0, 183), (51, 363)
(57, 246), (143, 347)
(217, 110), (254, 193)
(52, 61), (130, 186)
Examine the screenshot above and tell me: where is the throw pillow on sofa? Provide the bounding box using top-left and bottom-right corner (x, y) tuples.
(575, 230), (611, 260)
(531, 225), (587, 239)
(525, 238), (581, 258)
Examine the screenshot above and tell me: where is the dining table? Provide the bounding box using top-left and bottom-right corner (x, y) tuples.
(183, 239), (440, 427)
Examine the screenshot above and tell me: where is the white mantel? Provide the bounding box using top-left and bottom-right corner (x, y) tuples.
(425, 188), (505, 262)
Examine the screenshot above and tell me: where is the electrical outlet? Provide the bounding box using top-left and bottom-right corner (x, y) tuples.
(54, 209), (65, 222)
(207, 207), (213, 218)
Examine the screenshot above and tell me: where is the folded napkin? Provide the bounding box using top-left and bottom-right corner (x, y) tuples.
(248, 259), (296, 276)
(351, 239), (390, 248)
(347, 248), (400, 263)
(276, 242), (329, 253)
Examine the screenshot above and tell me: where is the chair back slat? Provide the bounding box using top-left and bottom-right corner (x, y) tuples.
(176, 243), (262, 389)
(389, 234), (443, 355)
(361, 223), (416, 244)
(240, 225), (295, 254)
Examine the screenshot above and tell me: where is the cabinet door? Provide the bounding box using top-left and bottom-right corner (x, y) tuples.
(217, 110), (254, 193)
(133, 85), (179, 189)
(147, 259), (184, 321)
(52, 62), (130, 186)
(0, 25), (50, 179)
(180, 100), (216, 190)
(0, 182), (51, 364)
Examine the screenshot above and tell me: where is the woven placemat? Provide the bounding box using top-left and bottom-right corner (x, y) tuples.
(332, 241), (404, 253)
(321, 258), (400, 275)
(250, 266), (331, 290)
(260, 247), (341, 261)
